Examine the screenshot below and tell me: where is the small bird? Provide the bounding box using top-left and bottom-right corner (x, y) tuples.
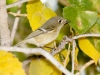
(15, 16), (70, 47)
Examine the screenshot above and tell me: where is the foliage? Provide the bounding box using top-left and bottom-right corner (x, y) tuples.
(26, 0), (56, 31)
(63, 0), (100, 65)
(0, 50), (26, 75)
(2, 0), (100, 75)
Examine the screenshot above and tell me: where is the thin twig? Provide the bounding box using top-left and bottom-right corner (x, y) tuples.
(0, 46), (73, 75)
(11, 4), (22, 45)
(73, 34), (100, 40)
(22, 59), (31, 68)
(71, 40), (76, 74)
(6, 0), (28, 9)
(75, 60), (94, 75)
(51, 36), (70, 55)
(63, 43), (71, 67)
(51, 34), (100, 56)
(8, 11), (27, 17)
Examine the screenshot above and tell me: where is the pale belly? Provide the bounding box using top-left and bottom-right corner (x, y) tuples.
(34, 31), (59, 47)
(27, 30), (59, 47)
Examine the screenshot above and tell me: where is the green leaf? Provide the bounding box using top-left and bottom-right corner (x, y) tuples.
(68, 0), (93, 10)
(91, 0), (100, 12)
(63, 6), (98, 34)
(67, 0), (100, 12)
(88, 18), (100, 52)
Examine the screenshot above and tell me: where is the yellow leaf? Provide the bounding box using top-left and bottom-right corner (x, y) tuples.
(0, 50), (26, 75)
(74, 47), (79, 65)
(98, 13), (100, 17)
(43, 41), (56, 52)
(60, 49), (70, 66)
(26, 0), (56, 31)
(54, 49), (70, 66)
(29, 49), (69, 75)
(29, 57), (62, 75)
(74, 47), (80, 70)
(78, 38), (100, 64)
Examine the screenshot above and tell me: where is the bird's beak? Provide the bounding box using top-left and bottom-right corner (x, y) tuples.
(63, 20), (71, 25)
(66, 20), (71, 24)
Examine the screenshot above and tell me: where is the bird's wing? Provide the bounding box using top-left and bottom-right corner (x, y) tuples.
(24, 23), (56, 40)
(24, 29), (46, 40)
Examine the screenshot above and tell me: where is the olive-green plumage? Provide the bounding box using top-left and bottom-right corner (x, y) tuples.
(16, 16), (70, 47)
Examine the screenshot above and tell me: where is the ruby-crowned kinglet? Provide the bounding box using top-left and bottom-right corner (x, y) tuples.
(16, 16), (70, 47)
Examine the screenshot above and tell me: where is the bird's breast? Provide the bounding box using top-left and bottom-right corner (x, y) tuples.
(34, 29), (59, 47)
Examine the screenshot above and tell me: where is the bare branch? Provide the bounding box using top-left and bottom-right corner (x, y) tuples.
(0, 46), (73, 75)
(73, 34), (100, 40)
(75, 60), (94, 75)
(0, 0), (11, 46)
(6, 0), (28, 9)
(11, 4), (22, 45)
(22, 59), (31, 68)
(71, 40), (76, 74)
(8, 11), (27, 17)
(51, 34), (100, 58)
(51, 36), (70, 55)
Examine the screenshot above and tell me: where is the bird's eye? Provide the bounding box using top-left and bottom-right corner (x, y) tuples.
(58, 20), (62, 23)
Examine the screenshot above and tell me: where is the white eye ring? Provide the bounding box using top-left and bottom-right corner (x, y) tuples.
(58, 20), (62, 23)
